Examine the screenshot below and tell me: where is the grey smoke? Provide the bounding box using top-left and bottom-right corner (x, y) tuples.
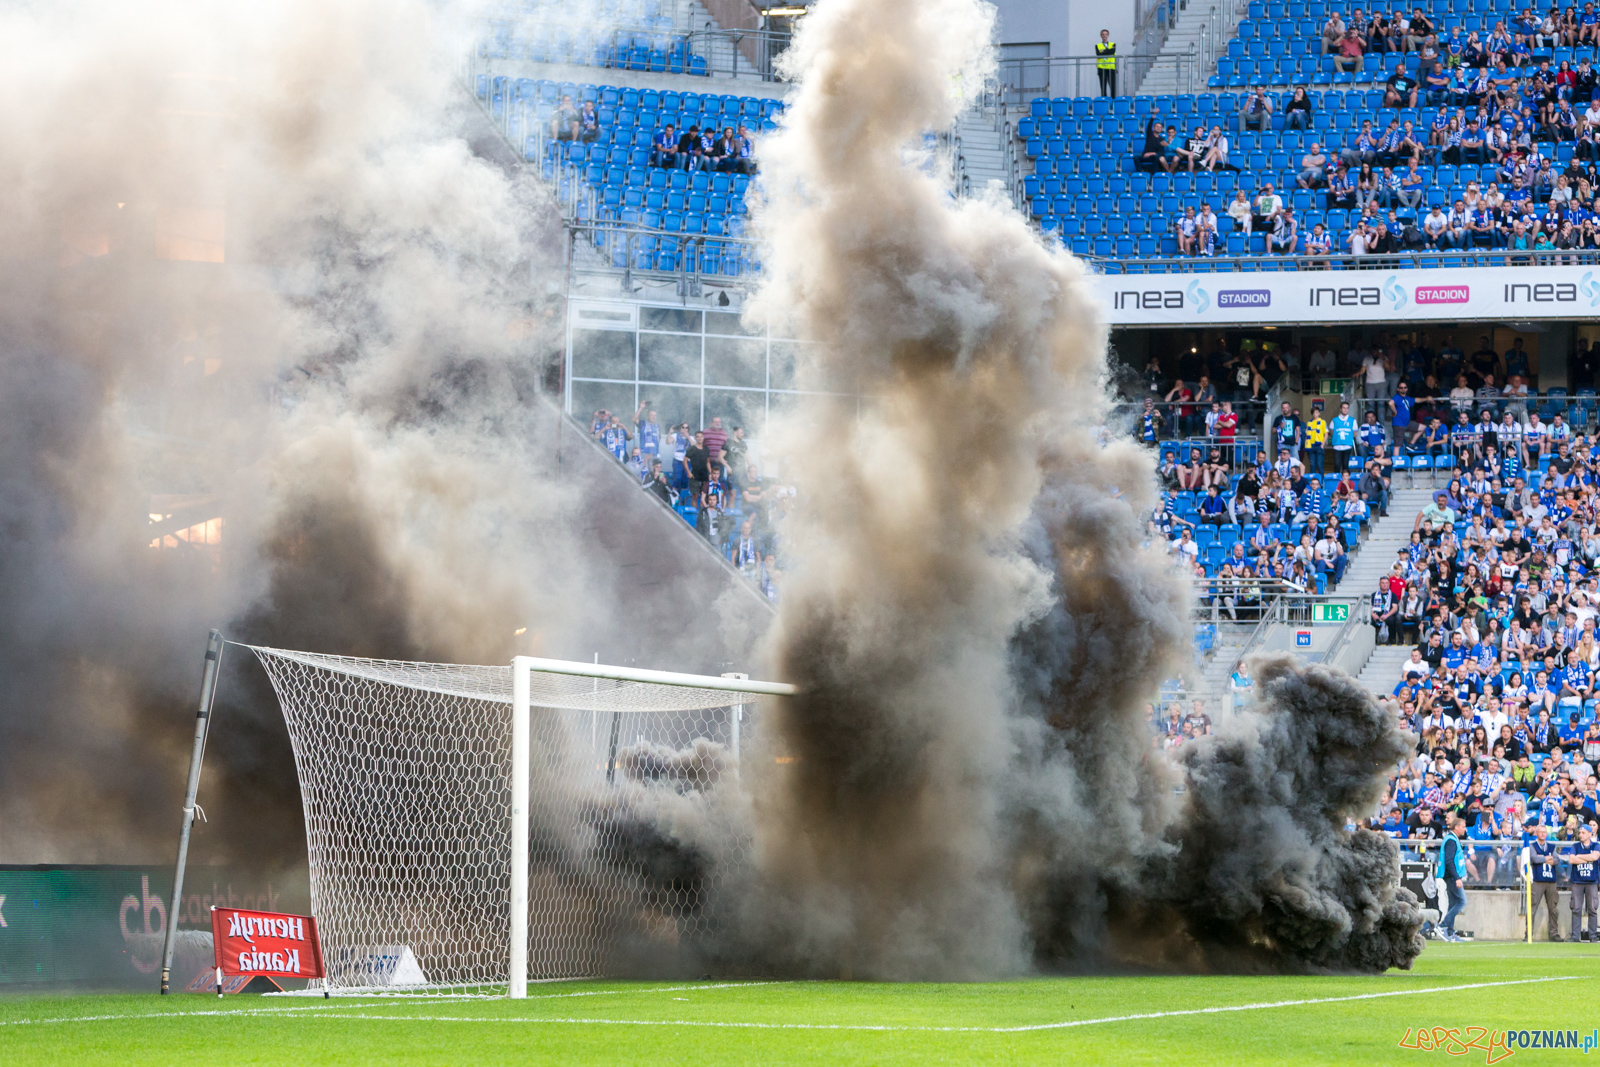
(624, 0), (1422, 979)
(0, 0), (602, 866)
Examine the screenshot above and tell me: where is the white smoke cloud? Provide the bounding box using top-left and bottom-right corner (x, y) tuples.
(0, 0), (594, 863)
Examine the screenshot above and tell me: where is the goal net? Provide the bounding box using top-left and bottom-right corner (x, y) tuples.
(245, 645), (793, 996)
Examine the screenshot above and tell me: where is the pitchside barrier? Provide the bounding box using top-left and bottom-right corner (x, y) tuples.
(157, 632), (795, 998)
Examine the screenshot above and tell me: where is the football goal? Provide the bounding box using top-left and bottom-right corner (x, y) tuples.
(221, 645), (794, 996)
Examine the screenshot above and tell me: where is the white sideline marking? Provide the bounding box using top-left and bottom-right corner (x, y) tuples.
(294, 976), (1585, 1033)
(4, 975), (1573, 1035)
(0, 982), (785, 1029)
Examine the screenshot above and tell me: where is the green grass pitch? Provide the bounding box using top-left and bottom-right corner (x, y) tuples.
(5, 944), (1600, 1064)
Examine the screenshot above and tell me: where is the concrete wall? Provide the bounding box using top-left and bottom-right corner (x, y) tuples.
(1463, 887), (1569, 941)
(989, 0), (1134, 64)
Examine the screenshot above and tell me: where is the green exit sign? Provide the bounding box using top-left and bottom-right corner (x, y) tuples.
(1313, 603), (1349, 623)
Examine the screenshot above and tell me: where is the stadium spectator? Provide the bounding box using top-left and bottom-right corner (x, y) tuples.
(551, 94), (581, 141)
(701, 415), (729, 474)
(578, 100), (600, 143)
(1386, 62), (1421, 108)
(1333, 27), (1368, 73)
(1200, 125), (1232, 172)
(633, 403), (661, 464)
(1238, 88), (1274, 133)
(1135, 105), (1169, 173)
(1323, 10), (1349, 53)
(1297, 143), (1329, 189)
(1406, 7), (1436, 51)
(733, 125), (757, 174)
(1251, 182), (1284, 232)
(1175, 124), (1211, 172)
(1342, 119), (1381, 167)
(651, 123), (680, 167)
(595, 413), (632, 460)
(683, 430), (710, 502)
(1271, 206), (1300, 253)
(677, 124), (704, 170)
(1226, 187), (1253, 234)
(1285, 86), (1315, 130)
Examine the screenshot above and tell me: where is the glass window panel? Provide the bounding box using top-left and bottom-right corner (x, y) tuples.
(704, 336), (766, 388)
(703, 389), (765, 438)
(571, 328), (635, 380)
(639, 332), (702, 384)
(570, 380), (637, 424)
(647, 385), (702, 439)
(640, 307), (703, 333)
(706, 310), (764, 336)
(769, 341), (805, 391)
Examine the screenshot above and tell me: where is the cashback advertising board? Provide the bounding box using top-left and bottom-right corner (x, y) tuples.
(1090, 264), (1600, 327)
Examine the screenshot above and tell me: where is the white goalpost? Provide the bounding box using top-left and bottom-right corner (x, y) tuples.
(234, 644), (793, 997)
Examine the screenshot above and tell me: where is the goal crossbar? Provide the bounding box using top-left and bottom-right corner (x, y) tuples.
(238, 643), (793, 998)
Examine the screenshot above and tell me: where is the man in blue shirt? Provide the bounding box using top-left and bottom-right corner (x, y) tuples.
(1140, 397), (1161, 445)
(1359, 411), (1387, 455)
(1199, 484), (1232, 525)
(1330, 400), (1358, 472)
(1438, 816), (1470, 941)
(650, 123), (680, 168)
(1389, 381), (1416, 438)
(633, 403), (661, 461)
(1570, 825), (1600, 942)
(1527, 823), (1565, 940)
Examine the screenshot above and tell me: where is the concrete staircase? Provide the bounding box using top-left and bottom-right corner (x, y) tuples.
(953, 112), (1011, 200)
(1358, 644), (1417, 696)
(1187, 485), (1435, 708)
(1137, 1), (1248, 96)
(1338, 486), (1436, 693)
(1340, 487), (1434, 597)
(1189, 622), (1255, 711)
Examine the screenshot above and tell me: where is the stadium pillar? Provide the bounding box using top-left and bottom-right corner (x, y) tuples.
(160, 629), (225, 995)
(509, 657), (531, 999)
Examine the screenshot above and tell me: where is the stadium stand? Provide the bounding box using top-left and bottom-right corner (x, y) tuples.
(478, 0), (715, 78)
(587, 405), (786, 599)
(1022, 0), (1600, 262)
(477, 76), (780, 276)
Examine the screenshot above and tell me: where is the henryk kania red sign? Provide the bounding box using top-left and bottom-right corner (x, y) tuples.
(210, 907), (325, 978)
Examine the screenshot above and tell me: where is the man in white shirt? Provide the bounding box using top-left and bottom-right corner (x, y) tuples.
(1445, 199), (1472, 248)
(1170, 527), (1200, 564)
(1504, 373), (1531, 422)
(1449, 374), (1475, 414)
(1361, 346), (1388, 399)
(1348, 223), (1371, 257)
(1423, 205), (1450, 248)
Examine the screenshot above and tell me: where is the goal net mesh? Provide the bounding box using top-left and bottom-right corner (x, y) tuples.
(246, 645), (761, 995)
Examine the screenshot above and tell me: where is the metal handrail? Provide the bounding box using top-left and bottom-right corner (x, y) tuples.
(682, 27), (795, 81)
(997, 54), (1196, 104)
(1324, 597), (1368, 666)
(1082, 249), (1600, 273)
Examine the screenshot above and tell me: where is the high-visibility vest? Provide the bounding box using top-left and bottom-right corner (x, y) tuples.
(1096, 41), (1117, 70)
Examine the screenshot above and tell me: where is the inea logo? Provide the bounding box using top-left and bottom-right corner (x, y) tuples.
(1186, 280), (1210, 314)
(1383, 275), (1408, 311)
(1581, 272), (1600, 308)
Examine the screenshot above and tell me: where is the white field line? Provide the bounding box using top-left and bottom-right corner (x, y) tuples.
(0, 981), (786, 1029)
(0, 976), (1578, 1034)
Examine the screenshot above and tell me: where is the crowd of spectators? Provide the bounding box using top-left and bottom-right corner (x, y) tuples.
(591, 404), (788, 601)
(648, 121), (757, 173)
(1134, 47), (1600, 254)
(1362, 429), (1600, 913)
